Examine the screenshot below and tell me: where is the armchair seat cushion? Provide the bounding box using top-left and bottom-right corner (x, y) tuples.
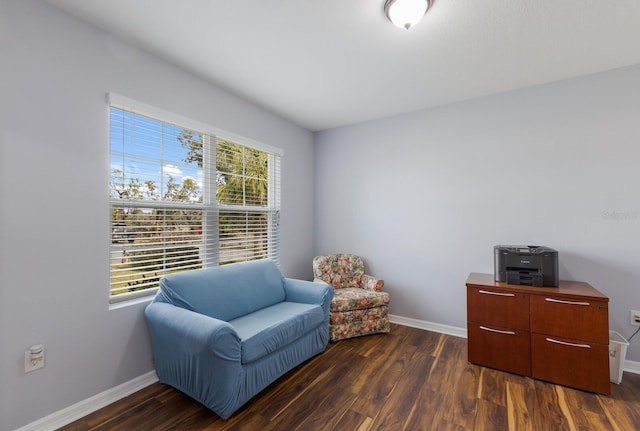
(230, 302), (325, 364)
(330, 288), (390, 312)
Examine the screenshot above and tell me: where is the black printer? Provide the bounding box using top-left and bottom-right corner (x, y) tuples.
(494, 245), (559, 287)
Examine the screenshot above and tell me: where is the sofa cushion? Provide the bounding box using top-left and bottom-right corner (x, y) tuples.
(158, 259), (286, 321)
(230, 301), (325, 364)
(330, 288), (390, 312)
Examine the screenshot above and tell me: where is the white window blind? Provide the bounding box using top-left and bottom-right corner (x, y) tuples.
(109, 101), (281, 303)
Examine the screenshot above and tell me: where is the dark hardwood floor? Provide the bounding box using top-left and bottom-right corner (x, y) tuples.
(59, 324), (640, 430)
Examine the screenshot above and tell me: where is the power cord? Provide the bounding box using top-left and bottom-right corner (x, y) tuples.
(628, 326), (640, 342)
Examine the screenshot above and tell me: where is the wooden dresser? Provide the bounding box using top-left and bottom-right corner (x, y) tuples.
(466, 272), (610, 395)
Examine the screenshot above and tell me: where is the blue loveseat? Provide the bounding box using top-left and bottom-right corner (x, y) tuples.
(144, 259), (333, 419)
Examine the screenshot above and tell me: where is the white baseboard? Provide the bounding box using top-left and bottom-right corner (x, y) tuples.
(389, 314), (467, 338)
(624, 359), (640, 374)
(389, 314), (640, 376)
(15, 370), (158, 431)
(14, 317), (640, 431)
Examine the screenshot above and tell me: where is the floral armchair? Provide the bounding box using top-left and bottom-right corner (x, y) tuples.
(313, 254), (390, 341)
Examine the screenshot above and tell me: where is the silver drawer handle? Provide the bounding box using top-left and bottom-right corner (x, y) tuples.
(546, 337), (591, 349)
(480, 326), (515, 335)
(479, 290), (515, 297)
(545, 298), (590, 306)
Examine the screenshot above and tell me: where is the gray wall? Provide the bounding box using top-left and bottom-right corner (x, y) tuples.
(0, 1), (315, 430)
(315, 65), (640, 360)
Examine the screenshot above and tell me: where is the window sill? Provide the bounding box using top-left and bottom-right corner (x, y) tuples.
(109, 292), (155, 311)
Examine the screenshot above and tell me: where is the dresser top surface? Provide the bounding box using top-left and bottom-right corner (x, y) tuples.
(466, 272), (609, 301)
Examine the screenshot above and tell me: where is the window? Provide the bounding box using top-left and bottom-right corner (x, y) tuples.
(108, 95), (281, 303)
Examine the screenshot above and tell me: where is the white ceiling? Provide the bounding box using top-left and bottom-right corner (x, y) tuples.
(45, 0), (640, 131)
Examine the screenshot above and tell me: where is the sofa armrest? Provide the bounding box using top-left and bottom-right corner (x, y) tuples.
(361, 274), (384, 292)
(144, 302), (245, 419)
(284, 278), (333, 314)
(144, 302), (241, 361)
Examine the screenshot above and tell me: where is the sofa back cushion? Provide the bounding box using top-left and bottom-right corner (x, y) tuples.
(157, 259), (286, 321)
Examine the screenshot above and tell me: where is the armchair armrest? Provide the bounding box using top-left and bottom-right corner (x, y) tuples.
(361, 274), (384, 292)
(284, 277), (333, 315)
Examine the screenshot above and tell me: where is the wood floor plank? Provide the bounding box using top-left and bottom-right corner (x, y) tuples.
(554, 385), (579, 431)
(85, 382), (175, 430)
(475, 364), (510, 407)
(369, 350), (435, 431)
(402, 387), (445, 431)
(57, 325), (640, 431)
(439, 338), (478, 429)
(349, 334), (420, 419)
(289, 387), (355, 431)
(557, 385), (612, 431)
(597, 371), (640, 431)
(475, 398), (508, 431)
(331, 409), (373, 431)
(345, 338), (406, 399)
(505, 381), (532, 431)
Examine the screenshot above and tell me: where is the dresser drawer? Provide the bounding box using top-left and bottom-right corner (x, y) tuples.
(467, 322), (531, 376)
(530, 295), (608, 343)
(531, 333), (610, 395)
(467, 287), (530, 330)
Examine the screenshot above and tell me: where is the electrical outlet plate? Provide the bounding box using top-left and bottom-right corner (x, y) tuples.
(630, 310), (640, 327)
(24, 349), (45, 373)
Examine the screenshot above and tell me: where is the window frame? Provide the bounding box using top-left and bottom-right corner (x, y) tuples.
(107, 93), (283, 304)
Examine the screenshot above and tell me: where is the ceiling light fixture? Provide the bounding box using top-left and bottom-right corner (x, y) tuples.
(384, 0), (430, 30)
